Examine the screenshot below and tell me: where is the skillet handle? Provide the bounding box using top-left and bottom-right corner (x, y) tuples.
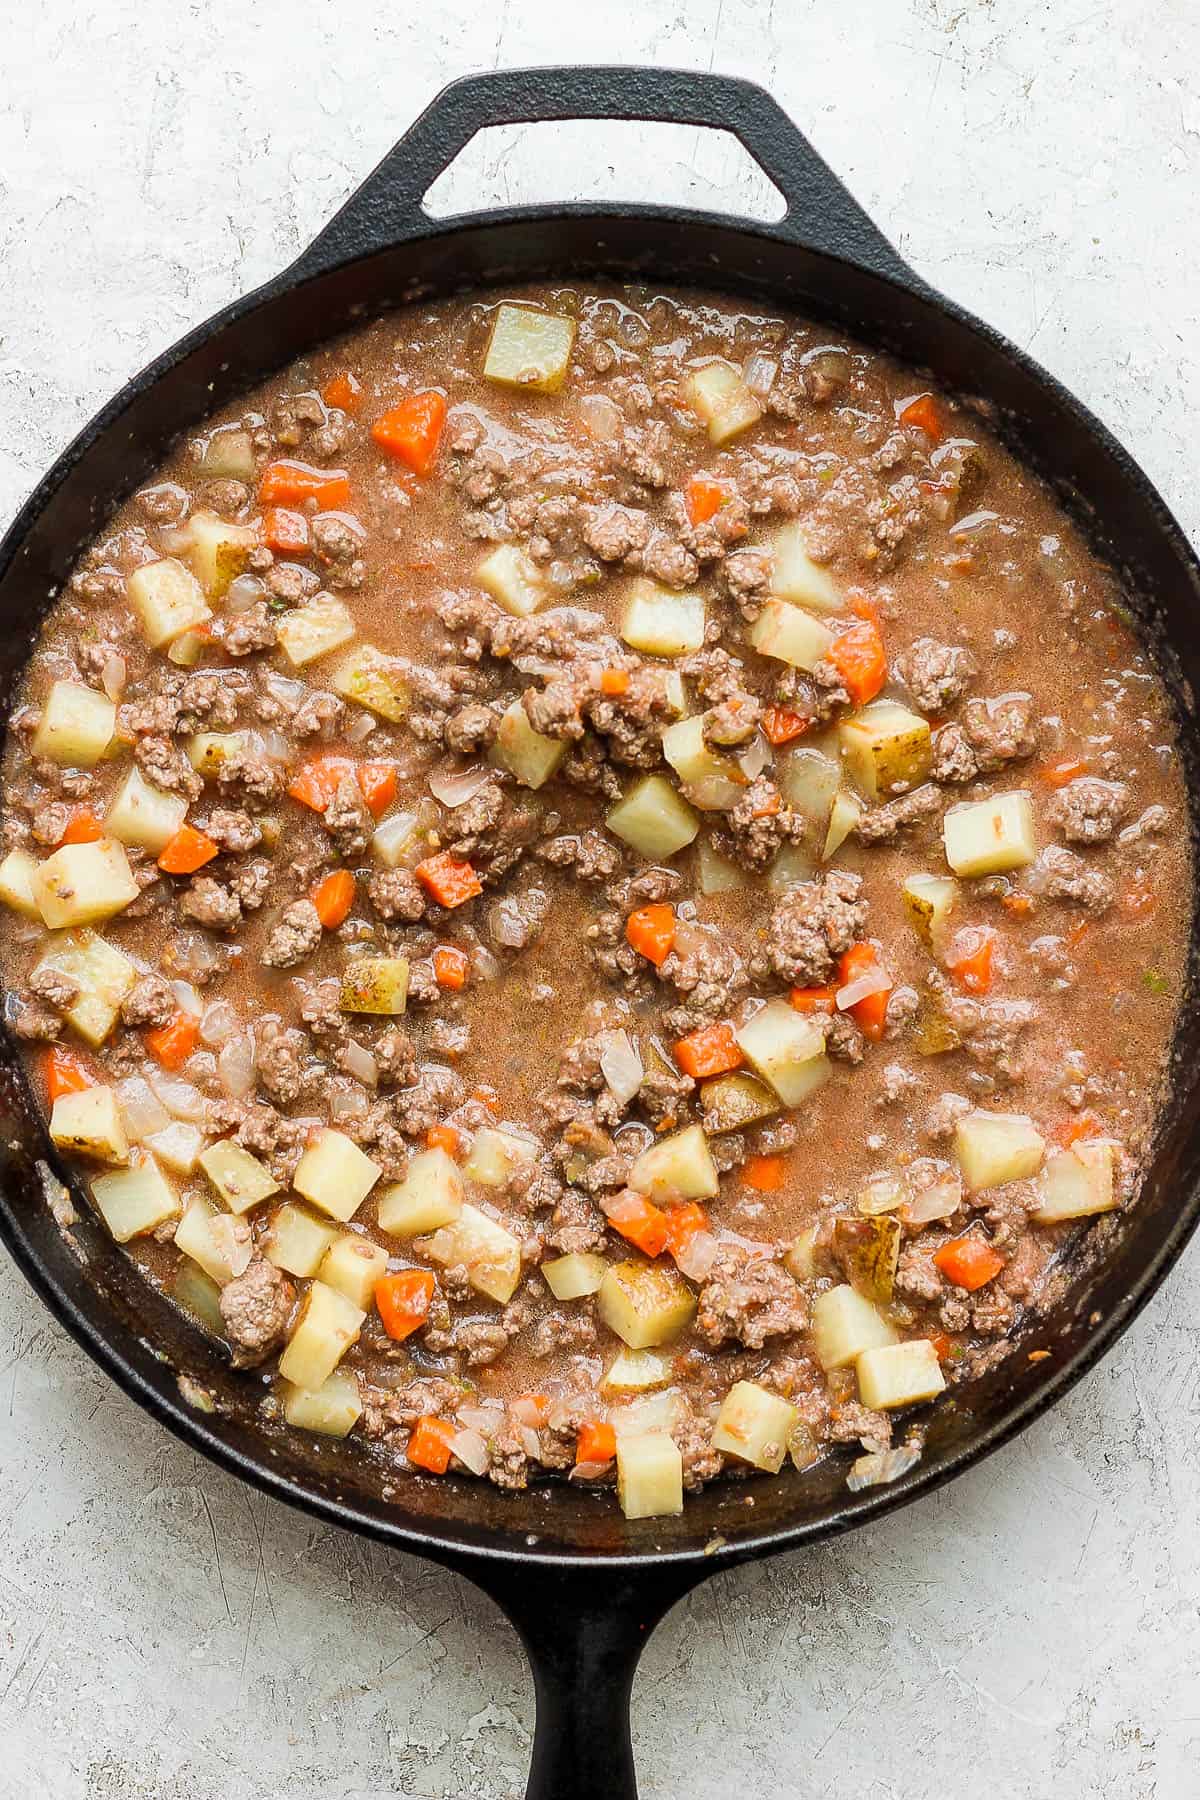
(465, 1557), (703, 1800)
(289, 65), (914, 286)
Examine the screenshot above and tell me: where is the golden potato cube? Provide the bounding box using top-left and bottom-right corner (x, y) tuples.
(172, 1260), (226, 1336)
(483, 304), (576, 394)
(0, 849), (43, 920)
(293, 1128), (382, 1222)
(735, 1001), (831, 1107)
(621, 581), (706, 657)
(597, 1260), (697, 1349)
(184, 510), (258, 597)
(684, 363), (762, 446)
(839, 702), (933, 800)
(490, 698), (567, 789)
(142, 1120), (206, 1176)
(318, 1233), (389, 1311)
(186, 731), (250, 776)
(50, 1085), (128, 1164)
(127, 557), (212, 648)
(811, 1283), (898, 1371)
(328, 644), (410, 722)
(263, 1203), (340, 1278)
(476, 543), (549, 617)
(32, 839), (139, 930)
(276, 594), (356, 668)
(823, 789), (864, 860)
(340, 956), (410, 1016)
(711, 1380), (799, 1472)
(954, 1110), (1046, 1192)
(281, 1369), (362, 1438)
(748, 598), (836, 671)
(198, 1138), (281, 1214)
(769, 522), (842, 613)
(902, 872), (958, 953)
(699, 1071), (781, 1136)
(616, 1431), (684, 1519)
(696, 836), (745, 896)
(377, 1146), (464, 1237)
(661, 716), (744, 811)
(1033, 1139), (1118, 1223)
(543, 1251), (608, 1302)
(856, 1340), (945, 1410)
(628, 1124), (719, 1201)
(601, 1347), (671, 1393)
(32, 930), (136, 1046)
(278, 1279), (364, 1389)
(419, 1202), (523, 1305)
(174, 1198), (253, 1286)
(31, 680), (116, 767)
(104, 766), (189, 855)
(606, 774), (700, 860)
(90, 1155), (180, 1242)
(463, 1126), (537, 1187)
(943, 790), (1036, 878)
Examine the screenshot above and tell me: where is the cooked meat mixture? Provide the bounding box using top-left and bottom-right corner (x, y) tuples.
(0, 285), (1188, 1520)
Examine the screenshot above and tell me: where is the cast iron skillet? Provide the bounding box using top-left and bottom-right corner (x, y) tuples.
(1, 65), (1198, 1800)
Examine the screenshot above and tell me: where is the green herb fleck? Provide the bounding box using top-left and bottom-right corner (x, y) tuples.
(1143, 968), (1170, 995)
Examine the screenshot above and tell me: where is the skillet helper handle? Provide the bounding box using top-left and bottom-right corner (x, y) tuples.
(290, 64), (914, 286)
(467, 1559), (700, 1800)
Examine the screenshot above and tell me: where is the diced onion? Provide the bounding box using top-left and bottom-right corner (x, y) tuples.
(449, 1427), (490, 1476)
(217, 1032), (257, 1100)
(145, 1069), (207, 1122)
(342, 1039), (379, 1088)
(258, 728), (293, 763)
(517, 1426), (541, 1459)
(904, 1175), (962, 1225)
(345, 710), (375, 744)
(101, 653), (127, 702)
(226, 574), (266, 613)
(458, 1404), (505, 1435)
(511, 1395), (547, 1428)
(512, 655), (561, 679)
(158, 526), (193, 556)
(846, 1446), (922, 1492)
(789, 1421), (820, 1471)
(737, 732), (772, 780)
(199, 1000), (238, 1047)
(674, 1229), (719, 1282)
(837, 967), (892, 1010)
(171, 980), (204, 1019)
(471, 944), (501, 982)
(116, 1076), (171, 1140)
(949, 509), (999, 539)
(743, 352), (778, 398)
(600, 1030), (643, 1105)
(858, 1174), (908, 1216)
(263, 671), (307, 708)
(328, 1080), (368, 1121)
(570, 1460), (611, 1482)
(170, 931), (225, 979)
(579, 393), (622, 442)
(428, 764), (492, 808)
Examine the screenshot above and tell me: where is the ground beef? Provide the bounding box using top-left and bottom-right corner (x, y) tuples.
(545, 1188), (608, 1254)
(219, 1257), (294, 1367)
(443, 702), (497, 754)
(230, 857), (273, 912)
(323, 772), (373, 856)
(1038, 846), (1115, 914)
(367, 868), (427, 922)
(659, 924), (747, 1033)
(825, 1010), (866, 1063)
(828, 1401), (892, 1453)
(219, 602), (278, 657)
(29, 965), (80, 1013)
(215, 746), (286, 805)
(487, 888), (550, 953)
(256, 1021), (312, 1105)
(261, 899), (323, 968)
(390, 1065), (467, 1138)
(536, 829), (623, 882)
(374, 1025), (420, 1088)
(929, 974), (1037, 1083)
(854, 783), (943, 844)
(722, 776), (792, 870)
(204, 808), (262, 853)
(8, 993), (63, 1040)
(291, 690), (344, 738)
(181, 877), (242, 931)
(135, 733), (203, 799)
(696, 1246), (807, 1348)
(119, 974), (177, 1029)
(761, 871), (867, 985)
(894, 638), (976, 713)
(30, 801), (70, 846)
(966, 693), (1037, 769)
(1048, 777), (1130, 844)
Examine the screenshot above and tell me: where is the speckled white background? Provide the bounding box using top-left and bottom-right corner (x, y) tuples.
(2, 4), (1199, 1795)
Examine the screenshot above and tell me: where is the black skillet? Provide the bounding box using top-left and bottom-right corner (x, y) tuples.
(1, 65), (1198, 1800)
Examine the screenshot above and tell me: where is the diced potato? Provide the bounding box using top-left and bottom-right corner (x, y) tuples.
(621, 581), (706, 658)
(198, 1139), (280, 1214)
(104, 766), (188, 855)
(475, 543), (549, 618)
(662, 669), (686, 716)
(50, 1085), (128, 1164)
(197, 425), (255, 481)
(811, 1283), (898, 1371)
(943, 790), (1036, 878)
(32, 840), (139, 930)
(543, 1251), (608, 1302)
(602, 1347), (671, 1393)
(318, 1234), (389, 1311)
(142, 1120), (205, 1175)
(711, 1380), (799, 1473)
(31, 680), (116, 767)
(174, 1198), (252, 1287)
(903, 872), (958, 953)
(0, 849), (43, 919)
(370, 809), (427, 869)
(32, 930), (136, 1046)
(490, 697), (567, 789)
(281, 1369), (363, 1439)
(90, 1155), (180, 1242)
(340, 956), (410, 1016)
(606, 774), (700, 859)
(464, 1126), (537, 1188)
(186, 731), (251, 777)
(172, 1261), (226, 1336)
(377, 1147), (464, 1237)
(684, 362), (762, 446)
(629, 1124), (719, 1201)
(612, 1389), (683, 1438)
(419, 1202), (523, 1304)
(483, 304), (576, 395)
(779, 747), (840, 839)
(824, 790), (864, 860)
(278, 1280), (364, 1390)
(769, 522), (842, 613)
(767, 841), (818, 893)
(661, 716), (744, 810)
(184, 510), (258, 597)
(328, 645), (410, 721)
(748, 598), (836, 671)
(263, 1203), (340, 1278)
(856, 1340), (945, 1410)
(832, 1215), (901, 1304)
(127, 557), (212, 648)
(276, 594), (356, 668)
(783, 1225), (818, 1284)
(617, 1431), (684, 1520)
(839, 702), (932, 800)
(696, 836), (745, 895)
(167, 628), (209, 668)
(699, 1071), (780, 1136)
(735, 1000), (831, 1107)
(1033, 1139), (1118, 1223)
(597, 1260), (697, 1349)
(293, 1128), (382, 1223)
(954, 1110), (1046, 1192)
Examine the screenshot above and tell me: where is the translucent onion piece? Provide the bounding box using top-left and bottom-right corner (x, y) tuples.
(511, 1395), (547, 1428)
(263, 670), (307, 708)
(458, 1404), (505, 1435)
(837, 966), (892, 1010)
(579, 393), (622, 442)
(170, 931), (224, 978)
(258, 728), (293, 763)
(846, 1445), (922, 1492)
(116, 1076), (171, 1140)
(471, 944), (501, 982)
(512, 655), (561, 679)
(208, 1213), (254, 1281)
(743, 352), (778, 398)
(344, 709), (375, 744)
(674, 1228), (719, 1283)
(216, 1032), (257, 1101)
(737, 732), (772, 780)
(517, 1426), (542, 1460)
(449, 1427), (489, 1476)
(145, 1069), (207, 1122)
(949, 509), (999, 539)
(157, 525), (193, 556)
(600, 1030), (643, 1104)
(328, 1080), (368, 1121)
(904, 1175), (963, 1225)
(342, 1039), (379, 1088)
(789, 1421), (820, 1471)
(100, 653), (127, 702)
(199, 1000), (238, 1047)
(858, 1174), (909, 1216)
(170, 980), (204, 1019)
(570, 1459), (611, 1482)
(428, 763), (492, 808)
(225, 573), (266, 613)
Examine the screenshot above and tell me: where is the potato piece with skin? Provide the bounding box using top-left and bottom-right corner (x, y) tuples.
(0, 849), (43, 920)
(127, 558), (212, 648)
(621, 581), (706, 658)
(1033, 1139), (1118, 1223)
(597, 1260), (697, 1349)
(340, 956), (410, 1016)
(749, 598), (836, 672)
(281, 1370), (363, 1439)
(661, 716), (744, 811)
(699, 1071), (781, 1136)
(50, 1085), (128, 1164)
(104, 766), (189, 855)
(811, 1282), (898, 1371)
(198, 1139), (280, 1214)
(735, 1000), (831, 1107)
(602, 1347), (671, 1393)
(263, 1203), (339, 1278)
(187, 731), (250, 777)
(32, 839), (140, 930)
(464, 1127), (537, 1187)
(278, 1280), (364, 1390)
(490, 698), (567, 790)
(377, 1147), (464, 1237)
(954, 1110), (1045, 1192)
(856, 1340), (945, 1410)
(276, 594), (356, 668)
(318, 1234), (390, 1312)
(484, 304), (576, 394)
(629, 1125), (719, 1201)
(903, 872), (958, 954)
(943, 790), (1036, 878)
(823, 789), (864, 860)
(685, 362), (762, 446)
(91, 1155), (180, 1243)
(606, 775), (700, 860)
(32, 931), (136, 1047)
(711, 1381), (799, 1473)
(769, 522), (842, 613)
(31, 680), (116, 767)
(833, 1215), (901, 1304)
(174, 1198), (253, 1287)
(184, 510), (258, 597)
(616, 1431), (684, 1519)
(418, 1202), (523, 1304)
(197, 425), (255, 481)
(543, 1252), (608, 1302)
(839, 702), (932, 800)
(328, 645), (410, 722)
(293, 1128), (382, 1223)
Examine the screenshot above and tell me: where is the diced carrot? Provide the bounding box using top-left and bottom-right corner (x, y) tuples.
(789, 985), (838, 1015)
(827, 619), (887, 706)
(258, 460), (350, 510)
(761, 705), (810, 747)
(1054, 1111), (1104, 1148)
(899, 394), (944, 443)
(433, 945), (470, 991)
(323, 371), (363, 414)
(425, 1123), (462, 1157)
(59, 808), (104, 845)
(415, 851), (482, 909)
(375, 1270), (436, 1342)
(602, 1190), (670, 1259)
(1040, 757), (1088, 788)
(684, 476), (729, 526)
(663, 1202), (710, 1261)
(262, 507), (311, 556)
(516, 1392), (551, 1425)
(1001, 892), (1032, 917)
(850, 594), (883, 625)
(371, 391), (447, 478)
(471, 1084), (500, 1113)
(144, 1010), (200, 1072)
(625, 903), (676, 967)
(157, 825), (219, 876)
(751, 787), (782, 819)
(407, 1414), (456, 1473)
(576, 1419), (617, 1465)
(1066, 919), (1091, 949)
(311, 868), (355, 929)
(357, 761), (397, 817)
(600, 668), (630, 697)
(1121, 875), (1156, 919)
(673, 1021), (743, 1080)
(930, 1333), (953, 1362)
(44, 1045), (97, 1101)
(837, 942), (893, 1042)
(742, 1154), (787, 1192)
(288, 755), (354, 814)
(934, 1233), (1004, 1292)
(946, 926), (996, 996)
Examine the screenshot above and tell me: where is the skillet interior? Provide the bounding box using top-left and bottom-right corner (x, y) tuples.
(2, 207), (1199, 1569)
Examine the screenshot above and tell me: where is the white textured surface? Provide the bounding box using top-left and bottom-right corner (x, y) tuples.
(2, 4), (1199, 1795)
